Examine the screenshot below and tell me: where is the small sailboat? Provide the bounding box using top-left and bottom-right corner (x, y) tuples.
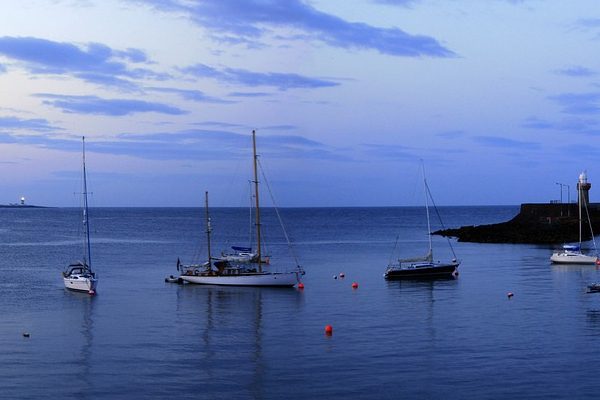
(178, 130), (304, 287)
(384, 167), (460, 280)
(63, 137), (98, 294)
(551, 172), (599, 264)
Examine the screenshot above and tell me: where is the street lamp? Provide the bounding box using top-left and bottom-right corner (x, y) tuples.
(555, 182), (564, 203)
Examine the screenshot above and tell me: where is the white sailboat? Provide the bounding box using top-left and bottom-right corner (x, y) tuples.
(63, 137), (98, 294)
(550, 172), (599, 264)
(178, 130), (304, 287)
(384, 166), (460, 279)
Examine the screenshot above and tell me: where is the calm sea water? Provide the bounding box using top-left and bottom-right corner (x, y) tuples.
(2, 206), (600, 399)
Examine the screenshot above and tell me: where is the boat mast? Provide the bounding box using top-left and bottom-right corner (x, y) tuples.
(82, 136), (92, 270)
(422, 164), (433, 255)
(252, 130), (262, 273)
(205, 191), (212, 265)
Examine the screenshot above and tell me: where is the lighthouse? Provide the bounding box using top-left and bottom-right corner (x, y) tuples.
(577, 172), (591, 207)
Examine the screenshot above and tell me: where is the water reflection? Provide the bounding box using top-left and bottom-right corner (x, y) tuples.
(174, 285), (303, 398)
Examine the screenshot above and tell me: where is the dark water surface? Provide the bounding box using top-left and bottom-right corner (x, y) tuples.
(2, 206), (600, 399)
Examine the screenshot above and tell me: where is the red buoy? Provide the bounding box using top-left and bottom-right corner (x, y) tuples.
(325, 325), (333, 335)
(352, 282), (358, 289)
(297, 282), (305, 289)
(595, 259), (600, 266)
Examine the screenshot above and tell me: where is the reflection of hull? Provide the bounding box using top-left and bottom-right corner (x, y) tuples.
(63, 276), (98, 292)
(550, 251), (598, 264)
(384, 262), (458, 280)
(180, 271), (298, 287)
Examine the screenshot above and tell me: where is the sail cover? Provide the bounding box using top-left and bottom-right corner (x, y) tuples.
(399, 249), (433, 263)
(232, 246), (252, 252)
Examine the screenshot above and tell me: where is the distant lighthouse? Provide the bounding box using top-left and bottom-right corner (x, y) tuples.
(577, 172), (591, 207)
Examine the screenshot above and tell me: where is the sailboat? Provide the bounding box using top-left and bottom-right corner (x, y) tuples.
(63, 137), (98, 294)
(550, 172), (599, 264)
(178, 130), (304, 287)
(384, 167), (460, 280)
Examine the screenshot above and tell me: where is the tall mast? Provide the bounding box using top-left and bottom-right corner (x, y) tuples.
(252, 130), (262, 273)
(82, 136), (92, 270)
(422, 163), (433, 254)
(205, 191), (212, 264)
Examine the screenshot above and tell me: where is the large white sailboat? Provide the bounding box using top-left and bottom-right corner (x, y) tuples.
(551, 172), (599, 264)
(178, 130), (304, 287)
(63, 137), (98, 294)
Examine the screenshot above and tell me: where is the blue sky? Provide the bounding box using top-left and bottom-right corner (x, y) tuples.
(1, 0), (600, 206)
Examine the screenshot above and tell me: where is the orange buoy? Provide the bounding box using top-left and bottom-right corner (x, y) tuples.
(352, 282), (358, 289)
(507, 292), (514, 298)
(298, 282), (305, 289)
(325, 325), (333, 335)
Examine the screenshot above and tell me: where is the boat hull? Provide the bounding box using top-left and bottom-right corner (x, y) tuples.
(63, 276), (98, 292)
(384, 262), (459, 280)
(180, 271), (299, 287)
(550, 251), (598, 264)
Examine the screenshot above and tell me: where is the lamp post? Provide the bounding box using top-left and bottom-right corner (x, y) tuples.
(556, 182), (565, 217)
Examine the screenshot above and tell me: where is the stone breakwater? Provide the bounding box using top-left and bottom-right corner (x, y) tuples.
(434, 203), (600, 244)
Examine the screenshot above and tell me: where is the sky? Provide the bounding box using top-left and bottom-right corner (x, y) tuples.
(1, 0), (600, 207)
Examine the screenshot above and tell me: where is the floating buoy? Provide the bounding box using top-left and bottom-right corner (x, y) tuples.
(23, 332), (30, 338)
(333, 275), (337, 279)
(325, 325), (333, 336)
(596, 259), (600, 266)
(507, 292), (514, 298)
(339, 273), (345, 278)
(88, 289), (96, 296)
(297, 282), (305, 289)
(352, 282), (359, 289)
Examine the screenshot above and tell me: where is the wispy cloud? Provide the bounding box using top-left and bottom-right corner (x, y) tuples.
(472, 135), (540, 150)
(523, 116), (600, 135)
(0, 116), (59, 131)
(228, 91), (272, 98)
(181, 63), (339, 90)
(34, 93), (187, 116)
(131, 0), (455, 57)
(147, 87), (236, 103)
(0, 129), (342, 161)
(555, 66), (596, 77)
(0, 36), (168, 90)
(549, 92), (600, 114)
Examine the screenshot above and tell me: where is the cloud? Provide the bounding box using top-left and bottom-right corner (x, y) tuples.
(34, 93), (187, 116)
(228, 91), (272, 98)
(472, 135), (540, 150)
(0, 36), (168, 90)
(131, 0), (454, 57)
(555, 66), (596, 77)
(146, 87), (235, 103)
(522, 116), (600, 135)
(181, 63), (339, 90)
(0, 116), (59, 131)
(0, 128), (343, 161)
(549, 92), (600, 114)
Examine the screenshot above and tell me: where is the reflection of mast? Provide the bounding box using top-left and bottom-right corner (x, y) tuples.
(78, 295), (95, 395)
